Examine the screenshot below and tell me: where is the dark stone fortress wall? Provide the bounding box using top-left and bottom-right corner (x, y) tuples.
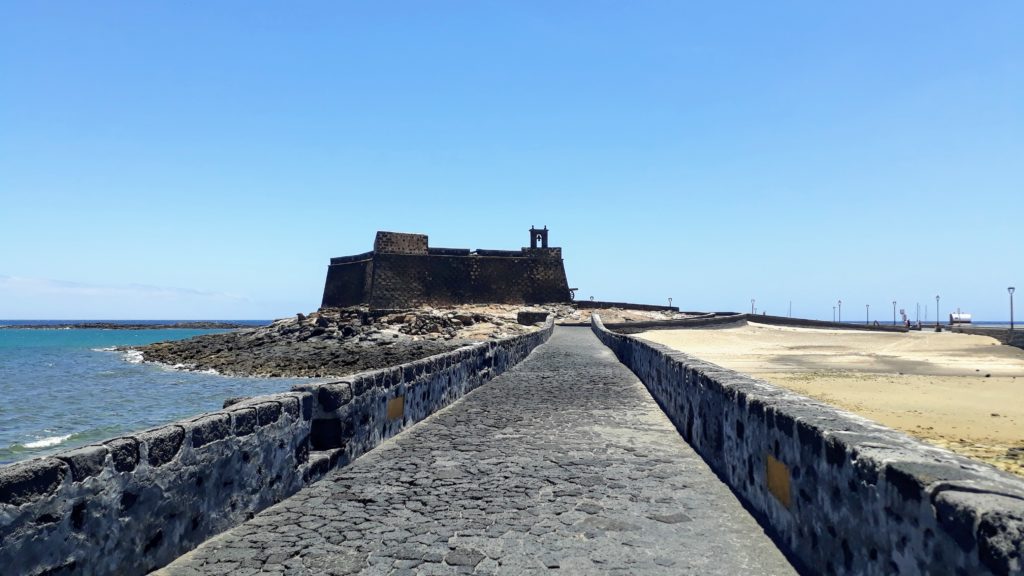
(321, 229), (572, 309)
(321, 252), (372, 309)
(367, 251), (570, 309)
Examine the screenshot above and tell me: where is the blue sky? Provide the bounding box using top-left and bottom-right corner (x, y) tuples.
(1, 2), (1021, 320)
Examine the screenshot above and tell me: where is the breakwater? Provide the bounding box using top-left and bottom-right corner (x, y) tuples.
(0, 318), (553, 575)
(575, 300), (680, 312)
(950, 326), (1024, 350)
(592, 314), (1024, 575)
(604, 312), (910, 334)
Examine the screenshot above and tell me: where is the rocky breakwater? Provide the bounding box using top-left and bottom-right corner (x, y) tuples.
(127, 305), (555, 378)
(2, 321), (255, 330)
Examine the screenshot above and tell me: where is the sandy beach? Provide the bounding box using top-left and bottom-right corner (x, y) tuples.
(638, 322), (1024, 476)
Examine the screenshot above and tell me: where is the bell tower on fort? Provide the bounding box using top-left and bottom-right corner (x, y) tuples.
(529, 226), (549, 249)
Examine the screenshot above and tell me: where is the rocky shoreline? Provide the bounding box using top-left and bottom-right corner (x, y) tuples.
(123, 305), (557, 378)
(116, 304), (695, 378)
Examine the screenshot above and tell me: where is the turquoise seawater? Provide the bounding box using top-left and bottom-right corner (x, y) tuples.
(0, 326), (307, 464)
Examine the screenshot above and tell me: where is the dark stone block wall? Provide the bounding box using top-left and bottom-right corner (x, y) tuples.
(951, 326), (1024, 351)
(321, 231), (571, 309)
(576, 300), (680, 312)
(0, 318), (554, 576)
(373, 231), (428, 255)
(591, 314), (1024, 576)
(321, 257), (371, 309)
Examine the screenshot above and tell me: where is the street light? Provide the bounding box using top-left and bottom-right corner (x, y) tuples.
(893, 300), (897, 326)
(936, 295), (940, 330)
(668, 297), (673, 308)
(751, 299), (755, 315)
(866, 304), (870, 325)
(1010, 287), (1016, 331)
(838, 299), (842, 323)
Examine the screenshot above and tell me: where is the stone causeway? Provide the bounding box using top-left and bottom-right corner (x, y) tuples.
(156, 327), (796, 575)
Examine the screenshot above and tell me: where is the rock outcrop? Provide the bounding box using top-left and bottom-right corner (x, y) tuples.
(126, 305), (557, 378)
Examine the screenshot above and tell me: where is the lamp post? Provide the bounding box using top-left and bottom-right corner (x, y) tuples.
(751, 299), (755, 315)
(1010, 287), (1016, 331)
(866, 304), (870, 325)
(935, 295), (940, 329)
(668, 297), (672, 309)
(838, 299), (842, 323)
(892, 300), (897, 326)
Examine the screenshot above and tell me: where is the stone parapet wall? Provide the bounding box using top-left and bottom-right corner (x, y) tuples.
(951, 326), (1024, 350)
(603, 313), (746, 333)
(329, 251), (373, 265)
(0, 392), (314, 575)
(591, 314), (1024, 576)
(373, 231), (428, 255)
(606, 313), (911, 335)
(295, 316), (554, 462)
(575, 300), (680, 312)
(0, 318), (553, 576)
(750, 313), (909, 332)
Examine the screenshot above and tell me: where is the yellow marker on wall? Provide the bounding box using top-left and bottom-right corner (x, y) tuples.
(766, 454), (792, 509)
(386, 396), (405, 421)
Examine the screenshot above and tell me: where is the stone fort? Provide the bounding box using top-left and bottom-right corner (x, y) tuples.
(320, 227), (572, 309)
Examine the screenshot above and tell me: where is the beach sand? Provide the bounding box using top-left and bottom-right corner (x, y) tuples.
(638, 322), (1024, 476)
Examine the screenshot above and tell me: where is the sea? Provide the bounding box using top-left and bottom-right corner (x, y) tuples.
(0, 321), (307, 465)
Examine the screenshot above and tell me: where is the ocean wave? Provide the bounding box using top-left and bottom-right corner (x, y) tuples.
(92, 346), (118, 352)
(23, 434), (73, 449)
(121, 349), (144, 364)
(154, 361), (211, 375)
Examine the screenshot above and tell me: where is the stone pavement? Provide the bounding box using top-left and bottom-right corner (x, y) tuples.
(158, 327), (796, 575)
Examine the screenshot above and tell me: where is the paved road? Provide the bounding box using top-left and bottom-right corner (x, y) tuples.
(159, 327), (796, 575)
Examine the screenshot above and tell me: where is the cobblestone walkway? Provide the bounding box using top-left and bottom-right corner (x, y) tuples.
(159, 327), (796, 575)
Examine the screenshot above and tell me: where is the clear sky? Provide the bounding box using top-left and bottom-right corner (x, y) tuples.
(1, 2), (1021, 320)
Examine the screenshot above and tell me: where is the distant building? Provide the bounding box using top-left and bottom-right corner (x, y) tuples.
(320, 228), (572, 309)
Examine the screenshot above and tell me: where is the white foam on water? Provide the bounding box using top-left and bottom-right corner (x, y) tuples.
(24, 434), (72, 449)
(92, 346), (118, 352)
(121, 350), (144, 364)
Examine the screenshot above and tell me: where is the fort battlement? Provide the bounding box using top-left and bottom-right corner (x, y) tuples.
(321, 228), (572, 310)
